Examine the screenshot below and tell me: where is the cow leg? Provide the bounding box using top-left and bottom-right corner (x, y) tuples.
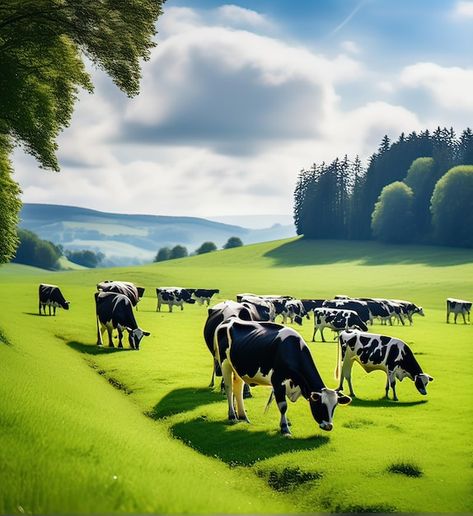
(97, 322), (105, 346)
(454, 313), (458, 324)
(39, 302), (42, 315)
(232, 375), (249, 422)
(222, 361), (237, 421)
(243, 383), (252, 399)
(53, 306), (57, 316)
(107, 326), (114, 347)
(446, 310), (450, 323)
(156, 300), (161, 312)
(338, 359), (355, 397)
(209, 363), (215, 388)
(48, 304), (51, 316)
(320, 327), (326, 343)
(117, 327), (124, 348)
(271, 379), (290, 436)
(311, 326), (317, 342)
(462, 312), (467, 324)
(387, 371), (398, 401)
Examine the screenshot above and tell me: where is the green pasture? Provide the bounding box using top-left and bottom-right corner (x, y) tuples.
(0, 238), (472, 513)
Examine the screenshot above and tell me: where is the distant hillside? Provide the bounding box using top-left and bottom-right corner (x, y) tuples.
(19, 204), (295, 266)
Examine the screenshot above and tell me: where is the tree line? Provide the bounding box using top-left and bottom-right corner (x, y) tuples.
(154, 237), (243, 262)
(294, 127), (473, 247)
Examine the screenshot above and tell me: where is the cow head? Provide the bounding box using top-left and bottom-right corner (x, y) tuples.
(127, 328), (151, 350)
(415, 306), (425, 317)
(63, 301), (70, 310)
(414, 373), (433, 395)
(309, 388), (351, 431)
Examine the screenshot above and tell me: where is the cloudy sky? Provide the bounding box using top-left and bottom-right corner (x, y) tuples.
(13, 0), (473, 219)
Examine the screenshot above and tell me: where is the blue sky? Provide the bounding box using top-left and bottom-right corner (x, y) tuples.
(13, 1), (473, 218)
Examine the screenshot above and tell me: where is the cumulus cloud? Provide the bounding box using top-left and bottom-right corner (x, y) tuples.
(13, 5), (433, 218)
(400, 62), (473, 111)
(340, 40), (361, 55)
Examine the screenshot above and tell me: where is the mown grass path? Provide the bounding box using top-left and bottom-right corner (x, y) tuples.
(1, 238), (472, 513)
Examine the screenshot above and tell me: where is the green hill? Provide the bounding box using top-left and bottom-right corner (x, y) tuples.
(19, 203), (295, 266)
(0, 238), (472, 513)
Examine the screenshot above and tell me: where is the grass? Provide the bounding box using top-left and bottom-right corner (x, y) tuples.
(0, 237), (472, 513)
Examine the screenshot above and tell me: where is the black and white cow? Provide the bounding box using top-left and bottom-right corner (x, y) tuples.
(280, 299), (309, 325)
(323, 299), (371, 324)
(391, 299), (424, 325)
(156, 287), (196, 312)
(95, 292), (150, 349)
(239, 295), (276, 321)
(358, 298), (392, 325)
(38, 284), (70, 315)
(214, 319), (351, 435)
(204, 300), (261, 396)
(312, 308), (368, 342)
(337, 330), (433, 401)
(301, 299), (326, 315)
(97, 281), (140, 307)
(446, 298), (471, 324)
(192, 289), (220, 306)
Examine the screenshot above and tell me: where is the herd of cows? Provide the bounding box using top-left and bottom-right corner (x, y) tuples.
(38, 283), (472, 436)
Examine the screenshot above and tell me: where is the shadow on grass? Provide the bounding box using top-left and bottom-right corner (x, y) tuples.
(171, 418), (329, 466)
(67, 340), (132, 355)
(23, 312), (46, 317)
(264, 238), (473, 267)
(350, 398), (428, 408)
(148, 387), (224, 419)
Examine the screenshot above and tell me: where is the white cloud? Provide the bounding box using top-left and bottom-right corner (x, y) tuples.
(340, 40), (361, 55)
(453, 1), (473, 18)
(12, 5), (428, 219)
(400, 62), (473, 111)
(215, 5), (273, 30)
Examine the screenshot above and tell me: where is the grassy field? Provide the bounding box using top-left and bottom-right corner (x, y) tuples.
(0, 237), (472, 513)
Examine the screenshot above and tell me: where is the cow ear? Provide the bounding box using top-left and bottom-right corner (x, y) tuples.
(125, 327), (133, 333)
(310, 392), (321, 402)
(143, 331), (151, 337)
(337, 392), (352, 405)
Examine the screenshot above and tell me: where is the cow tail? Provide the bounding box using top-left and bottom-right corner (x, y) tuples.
(264, 389), (274, 414)
(335, 334), (341, 381)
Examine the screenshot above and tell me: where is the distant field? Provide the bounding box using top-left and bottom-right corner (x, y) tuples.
(0, 237), (472, 513)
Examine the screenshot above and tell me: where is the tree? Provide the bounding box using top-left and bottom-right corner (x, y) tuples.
(223, 237), (243, 249)
(154, 247), (171, 262)
(371, 182), (414, 243)
(430, 166), (473, 248)
(404, 157), (436, 239)
(0, 136), (21, 263)
(66, 249), (104, 268)
(13, 228), (61, 269)
(0, 0), (164, 260)
(170, 245), (188, 260)
(195, 242), (217, 255)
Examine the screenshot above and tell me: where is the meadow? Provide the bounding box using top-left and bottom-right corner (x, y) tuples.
(0, 237), (472, 514)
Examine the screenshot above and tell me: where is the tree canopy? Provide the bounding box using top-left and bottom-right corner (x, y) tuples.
(195, 242), (217, 255)
(371, 182), (414, 243)
(13, 228), (62, 269)
(223, 237), (243, 249)
(0, 0), (164, 171)
(430, 165), (473, 248)
(0, 136), (21, 263)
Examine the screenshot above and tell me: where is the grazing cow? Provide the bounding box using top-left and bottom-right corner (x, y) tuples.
(391, 300), (424, 325)
(204, 300), (261, 396)
(156, 287), (196, 312)
(192, 289), (220, 306)
(337, 330), (433, 401)
(312, 308), (368, 342)
(95, 292), (150, 349)
(97, 281), (140, 307)
(38, 284), (70, 315)
(358, 298), (392, 325)
(323, 299), (371, 324)
(301, 299), (326, 315)
(214, 319), (351, 435)
(280, 299), (309, 325)
(446, 298), (471, 324)
(239, 295), (276, 321)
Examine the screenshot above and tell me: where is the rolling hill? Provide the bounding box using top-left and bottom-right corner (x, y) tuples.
(0, 238), (472, 513)
(19, 203), (295, 266)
